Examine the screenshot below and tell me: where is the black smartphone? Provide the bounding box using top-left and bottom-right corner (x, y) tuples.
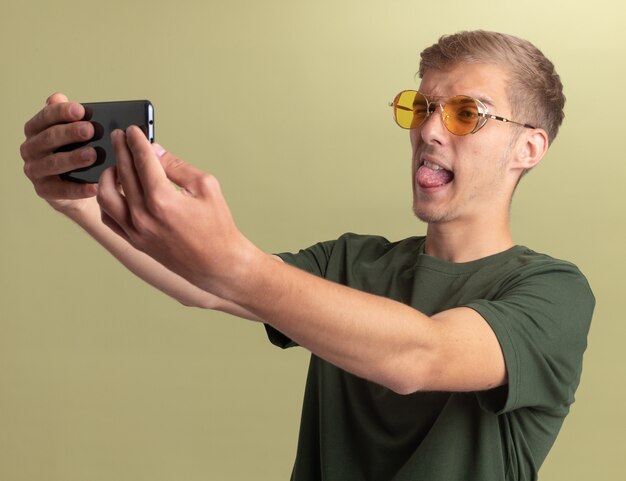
(58, 100), (155, 183)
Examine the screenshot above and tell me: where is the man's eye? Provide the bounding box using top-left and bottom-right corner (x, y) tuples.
(455, 109), (478, 122)
(460, 110), (477, 118)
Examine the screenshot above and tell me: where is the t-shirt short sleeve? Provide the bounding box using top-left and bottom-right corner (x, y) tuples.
(467, 261), (595, 415)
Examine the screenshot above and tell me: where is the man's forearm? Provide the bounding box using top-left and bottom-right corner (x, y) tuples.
(219, 249), (438, 394)
(60, 198), (259, 319)
(213, 247), (506, 395)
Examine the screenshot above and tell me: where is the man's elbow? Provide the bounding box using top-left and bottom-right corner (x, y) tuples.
(383, 351), (438, 395)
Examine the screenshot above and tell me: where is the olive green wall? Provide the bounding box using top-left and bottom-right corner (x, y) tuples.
(1, 1), (623, 479)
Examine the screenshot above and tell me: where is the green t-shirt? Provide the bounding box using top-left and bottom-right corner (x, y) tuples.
(266, 234), (595, 481)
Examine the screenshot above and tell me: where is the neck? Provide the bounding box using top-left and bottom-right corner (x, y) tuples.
(423, 215), (514, 263)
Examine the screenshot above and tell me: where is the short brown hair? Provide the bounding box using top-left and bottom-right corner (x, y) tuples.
(419, 30), (565, 144)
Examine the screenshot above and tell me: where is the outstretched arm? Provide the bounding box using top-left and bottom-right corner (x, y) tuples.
(20, 93), (259, 318)
(60, 196), (265, 319)
(97, 126), (507, 395)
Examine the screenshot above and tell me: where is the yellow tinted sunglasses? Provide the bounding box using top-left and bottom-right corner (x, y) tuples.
(390, 90), (535, 135)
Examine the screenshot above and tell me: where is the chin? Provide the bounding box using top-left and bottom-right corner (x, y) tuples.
(412, 203), (455, 224)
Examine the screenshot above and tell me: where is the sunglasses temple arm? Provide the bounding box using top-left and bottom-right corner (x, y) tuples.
(484, 113), (535, 130)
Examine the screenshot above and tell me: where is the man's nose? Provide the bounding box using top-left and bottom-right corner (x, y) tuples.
(420, 104), (448, 144)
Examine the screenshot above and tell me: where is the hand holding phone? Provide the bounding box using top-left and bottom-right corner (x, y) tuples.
(57, 100), (155, 183)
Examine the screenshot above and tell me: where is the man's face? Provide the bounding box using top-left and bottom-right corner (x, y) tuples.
(410, 63), (521, 225)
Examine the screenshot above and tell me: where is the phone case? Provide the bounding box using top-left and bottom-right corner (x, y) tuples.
(58, 100), (154, 183)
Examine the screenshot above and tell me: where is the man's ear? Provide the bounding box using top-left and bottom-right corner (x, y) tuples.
(514, 128), (549, 170)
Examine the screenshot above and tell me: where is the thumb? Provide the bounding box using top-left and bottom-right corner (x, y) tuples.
(152, 144), (210, 191)
(46, 92), (69, 106)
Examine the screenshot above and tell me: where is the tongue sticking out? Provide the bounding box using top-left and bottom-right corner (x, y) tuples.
(417, 164), (454, 188)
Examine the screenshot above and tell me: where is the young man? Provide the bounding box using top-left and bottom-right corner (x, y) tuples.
(21, 31), (594, 480)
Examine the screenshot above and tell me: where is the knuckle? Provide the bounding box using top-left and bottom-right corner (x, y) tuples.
(130, 210), (150, 233)
(146, 192), (170, 216)
(23, 162), (34, 180)
(95, 187), (110, 209)
(40, 126), (55, 147)
(96, 178), (114, 205)
(43, 153), (59, 174)
(19, 141), (31, 161)
(71, 122), (84, 138)
(35, 107), (47, 126)
(23, 121), (32, 137)
(33, 182), (47, 198)
(197, 173), (219, 195)
(37, 105), (53, 122)
(24, 102), (60, 137)
(24, 112), (40, 137)
(36, 107), (52, 132)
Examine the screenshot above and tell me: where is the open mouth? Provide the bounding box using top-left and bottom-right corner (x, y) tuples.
(416, 160), (454, 188)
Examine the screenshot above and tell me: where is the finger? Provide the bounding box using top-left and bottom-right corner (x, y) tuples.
(24, 146), (97, 180)
(21, 120), (94, 160)
(24, 99), (86, 138)
(34, 176), (98, 200)
(153, 144), (211, 195)
(110, 129), (145, 208)
(96, 166), (133, 235)
(125, 126), (171, 194)
(46, 92), (69, 106)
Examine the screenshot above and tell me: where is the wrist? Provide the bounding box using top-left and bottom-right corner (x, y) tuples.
(208, 236), (271, 305)
(231, 246), (287, 314)
(48, 197), (98, 223)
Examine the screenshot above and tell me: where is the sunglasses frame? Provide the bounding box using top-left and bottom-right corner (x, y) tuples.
(390, 90), (535, 135)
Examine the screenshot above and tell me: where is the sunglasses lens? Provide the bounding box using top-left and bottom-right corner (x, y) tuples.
(393, 91), (428, 129)
(442, 96), (480, 135)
